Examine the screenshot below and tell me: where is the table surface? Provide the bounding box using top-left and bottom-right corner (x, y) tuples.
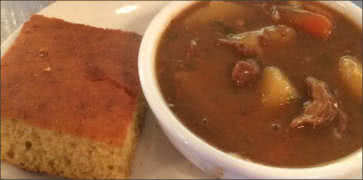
(0, 1), (362, 179)
(1, 1), (362, 44)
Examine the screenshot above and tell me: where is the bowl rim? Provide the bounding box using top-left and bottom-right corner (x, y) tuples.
(139, 1), (362, 178)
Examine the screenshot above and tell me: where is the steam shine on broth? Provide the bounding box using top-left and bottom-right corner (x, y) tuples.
(156, 1), (362, 167)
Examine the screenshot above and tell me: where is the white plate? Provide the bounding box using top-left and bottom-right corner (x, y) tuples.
(0, 1), (212, 179)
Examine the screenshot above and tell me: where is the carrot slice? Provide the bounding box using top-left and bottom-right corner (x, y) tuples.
(291, 10), (333, 39)
(277, 7), (333, 40)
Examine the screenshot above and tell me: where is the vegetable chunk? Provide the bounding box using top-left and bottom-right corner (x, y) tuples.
(184, 1), (244, 27)
(339, 56), (362, 102)
(261, 66), (299, 106)
(273, 6), (333, 39)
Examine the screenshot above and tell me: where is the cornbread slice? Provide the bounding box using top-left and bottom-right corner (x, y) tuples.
(1, 15), (146, 179)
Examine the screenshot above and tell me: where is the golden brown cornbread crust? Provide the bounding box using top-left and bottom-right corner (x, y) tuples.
(1, 14), (147, 179)
(1, 15), (142, 145)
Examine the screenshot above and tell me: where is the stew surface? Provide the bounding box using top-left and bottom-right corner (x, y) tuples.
(156, 1), (362, 167)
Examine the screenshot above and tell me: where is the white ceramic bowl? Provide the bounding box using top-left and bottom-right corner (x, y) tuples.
(139, 1), (362, 178)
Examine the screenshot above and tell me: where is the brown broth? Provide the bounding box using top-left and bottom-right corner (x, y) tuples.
(156, 1), (362, 167)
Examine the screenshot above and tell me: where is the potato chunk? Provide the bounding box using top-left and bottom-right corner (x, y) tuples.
(339, 56), (362, 102)
(184, 1), (244, 27)
(261, 66), (299, 106)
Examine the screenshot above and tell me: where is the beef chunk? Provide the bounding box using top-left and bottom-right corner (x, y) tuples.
(219, 25), (296, 57)
(232, 59), (260, 87)
(260, 24), (296, 47)
(290, 77), (348, 134)
(219, 29), (262, 57)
